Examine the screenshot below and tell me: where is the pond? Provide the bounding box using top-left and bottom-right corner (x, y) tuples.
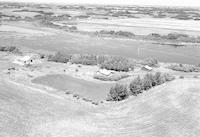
(32, 74), (114, 102)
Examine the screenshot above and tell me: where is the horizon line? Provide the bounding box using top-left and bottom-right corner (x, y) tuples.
(1, 1), (200, 8)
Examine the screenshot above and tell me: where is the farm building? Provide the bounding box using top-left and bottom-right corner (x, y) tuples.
(13, 54), (41, 66)
(142, 65), (153, 71)
(96, 69), (115, 76)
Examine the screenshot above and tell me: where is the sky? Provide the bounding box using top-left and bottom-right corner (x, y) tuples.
(1, 0), (200, 7)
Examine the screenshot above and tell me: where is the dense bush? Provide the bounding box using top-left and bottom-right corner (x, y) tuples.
(69, 26), (77, 31)
(109, 72), (175, 101)
(48, 51), (71, 63)
(93, 73), (129, 81)
(97, 30), (115, 35)
(141, 58), (159, 67)
(38, 53), (46, 59)
(164, 32), (189, 40)
(168, 64), (200, 72)
(96, 30), (135, 38)
(0, 46), (20, 53)
(107, 84), (129, 101)
(153, 72), (166, 84)
(146, 33), (162, 39)
(115, 31), (135, 37)
(97, 55), (108, 64)
(163, 33), (200, 43)
(100, 56), (134, 72)
(130, 72), (174, 95)
(47, 53), (135, 70)
(138, 72), (173, 92)
(71, 54), (98, 65)
(145, 32), (200, 43)
(172, 14), (193, 20)
(129, 76), (143, 96)
(142, 73), (154, 90)
(163, 73), (176, 81)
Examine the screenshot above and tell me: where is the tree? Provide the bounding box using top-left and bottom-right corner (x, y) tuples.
(163, 73), (175, 81)
(142, 58), (158, 67)
(129, 76), (143, 96)
(48, 51), (71, 63)
(153, 72), (166, 85)
(107, 84), (129, 101)
(142, 73), (154, 90)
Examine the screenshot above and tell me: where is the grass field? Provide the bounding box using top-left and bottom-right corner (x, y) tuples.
(32, 74), (114, 101)
(1, 77), (200, 137)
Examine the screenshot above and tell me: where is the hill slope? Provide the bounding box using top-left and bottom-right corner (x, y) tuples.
(0, 78), (200, 137)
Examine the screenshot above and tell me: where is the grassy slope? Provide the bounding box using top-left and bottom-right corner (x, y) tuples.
(0, 77), (200, 137)
(98, 79), (200, 137)
(0, 78), (98, 137)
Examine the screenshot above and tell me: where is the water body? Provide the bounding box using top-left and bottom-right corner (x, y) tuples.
(32, 74), (114, 102)
(78, 18), (200, 36)
(1, 30), (200, 65)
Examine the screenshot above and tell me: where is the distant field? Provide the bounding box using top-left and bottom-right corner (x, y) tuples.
(13, 11), (39, 18)
(77, 18), (200, 36)
(0, 22), (60, 37)
(0, 25), (53, 36)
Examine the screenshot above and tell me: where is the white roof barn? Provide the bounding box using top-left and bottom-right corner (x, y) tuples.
(96, 69), (114, 76)
(142, 65), (153, 71)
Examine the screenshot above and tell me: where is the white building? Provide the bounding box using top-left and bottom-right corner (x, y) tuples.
(96, 69), (114, 76)
(13, 54), (41, 66)
(142, 65), (153, 71)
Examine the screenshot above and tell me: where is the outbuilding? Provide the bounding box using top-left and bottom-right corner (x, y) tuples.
(96, 69), (115, 76)
(142, 65), (153, 71)
(13, 54), (41, 66)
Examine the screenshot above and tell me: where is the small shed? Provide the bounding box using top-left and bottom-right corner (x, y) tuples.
(96, 69), (114, 76)
(142, 65), (153, 71)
